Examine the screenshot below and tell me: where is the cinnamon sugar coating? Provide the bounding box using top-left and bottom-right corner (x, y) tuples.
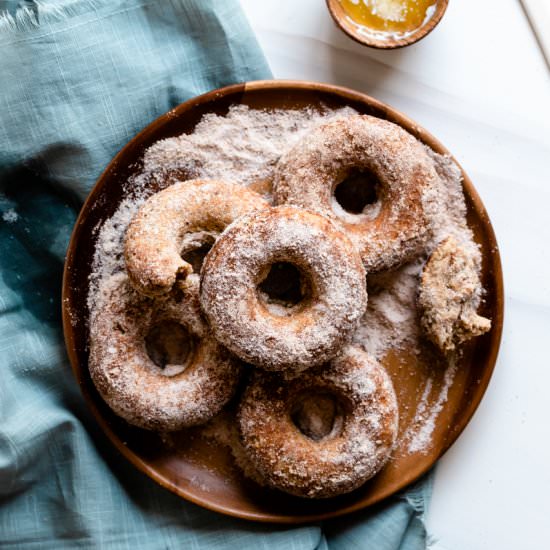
(237, 346), (399, 498)
(200, 206), (368, 373)
(273, 115), (439, 273)
(418, 236), (491, 352)
(124, 179), (268, 296)
(89, 273), (243, 431)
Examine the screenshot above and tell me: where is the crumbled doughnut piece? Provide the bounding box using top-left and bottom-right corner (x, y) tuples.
(419, 237), (491, 352)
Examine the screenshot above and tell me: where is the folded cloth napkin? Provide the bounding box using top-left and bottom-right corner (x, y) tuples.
(0, 1), (433, 548)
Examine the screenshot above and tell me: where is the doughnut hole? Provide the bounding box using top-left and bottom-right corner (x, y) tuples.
(257, 262), (312, 314)
(145, 320), (196, 377)
(333, 168), (381, 219)
(181, 234), (216, 274)
(290, 392), (345, 441)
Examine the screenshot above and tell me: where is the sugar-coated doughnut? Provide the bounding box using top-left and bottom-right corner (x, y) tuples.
(200, 206), (368, 373)
(237, 346), (399, 498)
(124, 179), (268, 297)
(89, 273), (242, 431)
(273, 115), (439, 273)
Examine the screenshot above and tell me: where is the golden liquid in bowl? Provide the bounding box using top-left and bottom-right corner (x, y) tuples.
(339, 0), (437, 34)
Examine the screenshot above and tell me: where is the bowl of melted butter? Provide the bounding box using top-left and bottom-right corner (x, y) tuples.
(326, 0), (449, 49)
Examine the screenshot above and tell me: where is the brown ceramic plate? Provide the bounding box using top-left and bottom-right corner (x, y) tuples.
(62, 80), (503, 524)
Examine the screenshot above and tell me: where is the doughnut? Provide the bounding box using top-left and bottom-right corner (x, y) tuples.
(200, 205), (368, 373)
(273, 115), (439, 273)
(89, 273), (242, 431)
(418, 236), (491, 352)
(124, 179), (268, 297)
(237, 346), (399, 498)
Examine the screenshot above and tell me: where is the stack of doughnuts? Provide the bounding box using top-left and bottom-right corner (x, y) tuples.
(89, 114), (490, 499)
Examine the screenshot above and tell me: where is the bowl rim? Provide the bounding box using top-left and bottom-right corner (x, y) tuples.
(325, 0), (450, 49)
(62, 79), (504, 524)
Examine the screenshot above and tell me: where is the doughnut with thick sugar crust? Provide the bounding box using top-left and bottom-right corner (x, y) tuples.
(237, 346), (399, 498)
(124, 179), (269, 297)
(89, 273), (243, 431)
(273, 115), (439, 273)
(200, 205), (368, 373)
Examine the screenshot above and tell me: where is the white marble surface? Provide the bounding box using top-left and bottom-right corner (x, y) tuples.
(240, 1), (550, 548)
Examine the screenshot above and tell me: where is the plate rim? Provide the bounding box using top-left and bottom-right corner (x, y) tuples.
(62, 79), (504, 524)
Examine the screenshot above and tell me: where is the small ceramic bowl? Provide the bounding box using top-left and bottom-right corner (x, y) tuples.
(326, 0), (449, 49)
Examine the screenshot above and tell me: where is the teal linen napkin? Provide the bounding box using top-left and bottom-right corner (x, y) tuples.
(0, 1), (433, 548)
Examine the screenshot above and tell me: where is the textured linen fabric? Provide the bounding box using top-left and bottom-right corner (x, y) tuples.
(0, 1), (433, 548)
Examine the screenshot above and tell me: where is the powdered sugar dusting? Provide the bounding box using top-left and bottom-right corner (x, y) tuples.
(143, 104), (358, 191)
(88, 197), (146, 311)
(405, 357), (459, 454)
(353, 259), (423, 360)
